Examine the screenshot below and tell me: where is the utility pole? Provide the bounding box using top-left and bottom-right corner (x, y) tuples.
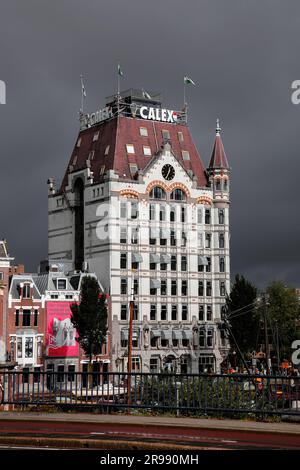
(263, 293), (270, 375)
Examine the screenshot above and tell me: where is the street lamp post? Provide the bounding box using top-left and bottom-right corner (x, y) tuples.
(127, 270), (135, 408)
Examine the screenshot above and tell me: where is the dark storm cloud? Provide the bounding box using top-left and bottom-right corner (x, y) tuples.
(0, 0), (299, 288)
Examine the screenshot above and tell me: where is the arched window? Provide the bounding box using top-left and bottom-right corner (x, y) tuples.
(149, 186), (166, 200)
(170, 188), (186, 201)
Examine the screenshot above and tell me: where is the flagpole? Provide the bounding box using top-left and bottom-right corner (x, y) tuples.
(80, 74), (84, 113)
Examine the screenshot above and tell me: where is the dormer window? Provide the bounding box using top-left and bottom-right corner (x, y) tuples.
(126, 144), (135, 154)
(93, 132), (99, 142)
(140, 127), (148, 137)
(88, 150), (95, 160)
(57, 279), (67, 290)
(76, 138), (81, 148)
(182, 150), (190, 161)
(104, 145), (110, 156)
(162, 130), (170, 140)
(23, 285), (31, 299)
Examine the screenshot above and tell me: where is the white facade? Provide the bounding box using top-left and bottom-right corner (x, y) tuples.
(48, 136), (231, 373)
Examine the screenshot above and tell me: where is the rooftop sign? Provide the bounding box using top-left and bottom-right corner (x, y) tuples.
(139, 106), (178, 123)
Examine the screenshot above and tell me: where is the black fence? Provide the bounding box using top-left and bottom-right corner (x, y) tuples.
(1, 371), (300, 417)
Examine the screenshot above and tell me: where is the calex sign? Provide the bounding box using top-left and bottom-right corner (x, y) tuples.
(140, 106), (178, 123)
(80, 106), (113, 129)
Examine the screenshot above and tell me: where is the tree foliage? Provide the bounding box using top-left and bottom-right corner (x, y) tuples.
(70, 276), (108, 362)
(265, 281), (300, 359)
(226, 274), (258, 357)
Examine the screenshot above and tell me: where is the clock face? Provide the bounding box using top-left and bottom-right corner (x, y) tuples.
(162, 164), (175, 181)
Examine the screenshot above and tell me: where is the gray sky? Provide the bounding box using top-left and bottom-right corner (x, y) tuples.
(0, 0), (299, 289)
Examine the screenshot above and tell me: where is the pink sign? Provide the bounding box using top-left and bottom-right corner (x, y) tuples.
(46, 302), (79, 357)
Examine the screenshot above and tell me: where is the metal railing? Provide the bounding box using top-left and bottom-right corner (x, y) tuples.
(1, 371), (300, 417)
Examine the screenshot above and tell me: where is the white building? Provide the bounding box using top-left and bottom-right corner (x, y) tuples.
(48, 89), (231, 373)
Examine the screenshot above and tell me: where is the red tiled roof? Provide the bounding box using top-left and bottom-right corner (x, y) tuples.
(209, 134), (229, 169)
(59, 116), (208, 192)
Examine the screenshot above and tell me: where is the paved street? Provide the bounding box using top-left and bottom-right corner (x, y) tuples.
(0, 412), (299, 450)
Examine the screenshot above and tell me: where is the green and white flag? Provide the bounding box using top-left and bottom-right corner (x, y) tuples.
(118, 64), (124, 77)
(184, 75), (195, 85)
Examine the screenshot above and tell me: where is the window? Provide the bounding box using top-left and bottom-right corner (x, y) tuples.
(100, 165), (105, 175)
(206, 281), (212, 297)
(150, 304), (156, 321)
(88, 150), (95, 160)
(199, 329), (205, 347)
(182, 150), (190, 160)
(121, 278), (127, 295)
(170, 189), (186, 201)
(0, 272), (3, 280)
(129, 164), (138, 175)
(23, 309), (31, 327)
(17, 338), (22, 358)
(161, 279), (167, 296)
(121, 332), (128, 348)
(181, 206), (185, 222)
(93, 132), (99, 142)
(216, 179), (221, 190)
(131, 202), (138, 219)
(170, 206), (176, 222)
(219, 233), (225, 248)
(121, 304), (127, 320)
(15, 309), (19, 327)
(34, 310), (38, 327)
(160, 260), (167, 271)
(76, 137), (81, 147)
(205, 233), (211, 249)
(198, 232), (203, 248)
(25, 337), (33, 358)
(104, 145), (110, 155)
(162, 129), (170, 140)
(171, 305), (177, 321)
(150, 186), (166, 200)
(181, 255), (187, 271)
(143, 146), (151, 156)
(149, 204), (155, 220)
(23, 284), (31, 299)
(68, 365), (75, 382)
(126, 144), (135, 154)
(150, 357), (159, 373)
(199, 305), (204, 321)
(220, 281), (226, 296)
(181, 231), (187, 247)
(207, 305), (212, 321)
(195, 207), (202, 226)
(207, 330), (214, 347)
(224, 179), (228, 191)
(161, 305), (167, 321)
(120, 253), (127, 269)
(198, 281), (204, 296)
(57, 279), (67, 290)
(171, 280), (177, 296)
(150, 260), (156, 270)
(133, 304), (138, 321)
(72, 155), (78, 165)
(205, 209), (211, 225)
(206, 257), (211, 273)
(120, 226), (127, 243)
(57, 365), (64, 383)
(178, 131), (184, 142)
(132, 357), (141, 371)
(181, 280), (188, 296)
(220, 257), (225, 272)
(120, 202), (127, 219)
(182, 304), (188, 321)
(159, 205), (166, 221)
(140, 127), (148, 136)
(160, 230), (167, 246)
(219, 209), (225, 224)
(134, 279), (139, 296)
(131, 227), (139, 244)
(170, 230), (176, 246)
(171, 255), (177, 271)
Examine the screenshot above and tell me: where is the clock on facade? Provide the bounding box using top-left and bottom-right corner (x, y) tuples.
(161, 164), (175, 181)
